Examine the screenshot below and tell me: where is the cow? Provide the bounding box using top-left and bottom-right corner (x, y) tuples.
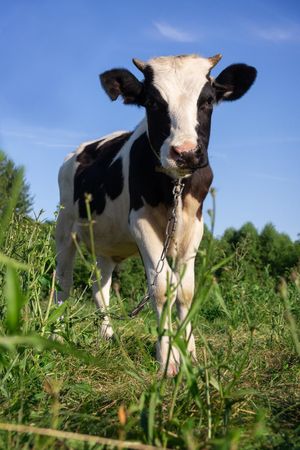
(56, 54), (256, 376)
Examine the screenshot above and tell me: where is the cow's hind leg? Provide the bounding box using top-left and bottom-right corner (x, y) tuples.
(93, 256), (116, 340)
(55, 210), (76, 304)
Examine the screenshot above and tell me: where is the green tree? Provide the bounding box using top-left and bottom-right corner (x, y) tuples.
(217, 223), (260, 284)
(0, 150), (33, 216)
(259, 223), (299, 277)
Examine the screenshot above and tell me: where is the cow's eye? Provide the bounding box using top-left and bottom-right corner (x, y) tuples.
(146, 98), (161, 110)
(199, 96), (214, 110)
(204, 97), (214, 108)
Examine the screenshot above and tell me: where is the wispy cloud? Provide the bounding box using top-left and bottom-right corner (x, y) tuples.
(249, 171), (292, 183)
(34, 142), (77, 149)
(213, 135), (300, 151)
(153, 21), (195, 42)
(251, 24), (300, 42)
(0, 124), (90, 150)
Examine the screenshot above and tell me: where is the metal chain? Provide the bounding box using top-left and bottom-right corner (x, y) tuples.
(128, 177), (185, 317)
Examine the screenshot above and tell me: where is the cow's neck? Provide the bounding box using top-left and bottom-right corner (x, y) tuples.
(129, 118), (213, 215)
(129, 119), (174, 210)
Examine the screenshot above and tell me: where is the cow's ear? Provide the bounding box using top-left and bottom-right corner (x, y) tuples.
(99, 69), (144, 105)
(213, 64), (257, 102)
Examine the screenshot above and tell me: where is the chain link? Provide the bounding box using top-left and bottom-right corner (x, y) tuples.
(128, 178), (184, 317)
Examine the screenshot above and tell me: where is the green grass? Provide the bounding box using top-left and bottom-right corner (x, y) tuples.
(0, 196), (299, 448)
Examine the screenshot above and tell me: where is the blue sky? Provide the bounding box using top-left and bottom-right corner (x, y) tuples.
(1, 0), (299, 239)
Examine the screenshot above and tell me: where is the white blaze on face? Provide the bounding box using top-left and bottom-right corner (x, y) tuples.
(147, 55), (212, 174)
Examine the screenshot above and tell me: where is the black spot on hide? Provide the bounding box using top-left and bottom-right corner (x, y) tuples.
(74, 132), (132, 218)
(143, 66), (171, 154)
(196, 81), (215, 157)
(129, 132), (173, 211)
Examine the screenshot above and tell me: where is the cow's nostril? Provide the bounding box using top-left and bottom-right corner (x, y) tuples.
(170, 146), (181, 159)
(170, 146), (180, 155)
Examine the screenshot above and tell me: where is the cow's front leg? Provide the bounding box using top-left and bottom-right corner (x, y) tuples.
(175, 217), (204, 362)
(176, 258), (197, 361)
(93, 256), (116, 340)
(154, 273), (180, 377)
(130, 213), (179, 376)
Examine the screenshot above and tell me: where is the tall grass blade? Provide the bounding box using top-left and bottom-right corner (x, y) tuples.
(5, 266), (25, 333)
(0, 335), (106, 367)
(0, 252), (28, 271)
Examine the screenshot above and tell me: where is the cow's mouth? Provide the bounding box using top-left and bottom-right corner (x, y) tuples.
(174, 151), (208, 173)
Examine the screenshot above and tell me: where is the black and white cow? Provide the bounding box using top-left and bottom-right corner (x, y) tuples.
(56, 54), (256, 376)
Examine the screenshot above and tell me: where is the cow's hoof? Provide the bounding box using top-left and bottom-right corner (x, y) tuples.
(159, 360), (179, 378)
(50, 333), (64, 343)
(189, 349), (197, 363)
(166, 361), (179, 377)
(191, 355), (198, 365)
(100, 323), (114, 340)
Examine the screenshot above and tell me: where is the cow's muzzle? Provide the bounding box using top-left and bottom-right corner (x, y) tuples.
(170, 145), (208, 172)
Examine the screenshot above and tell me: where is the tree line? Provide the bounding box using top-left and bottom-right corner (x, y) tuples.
(1, 150), (299, 292)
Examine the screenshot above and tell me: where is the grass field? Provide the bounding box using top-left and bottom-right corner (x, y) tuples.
(0, 194), (299, 449)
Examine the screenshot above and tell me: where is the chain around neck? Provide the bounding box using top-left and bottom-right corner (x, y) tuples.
(128, 177), (184, 318)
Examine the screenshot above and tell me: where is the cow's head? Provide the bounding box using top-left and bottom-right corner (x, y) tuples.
(100, 54), (257, 178)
